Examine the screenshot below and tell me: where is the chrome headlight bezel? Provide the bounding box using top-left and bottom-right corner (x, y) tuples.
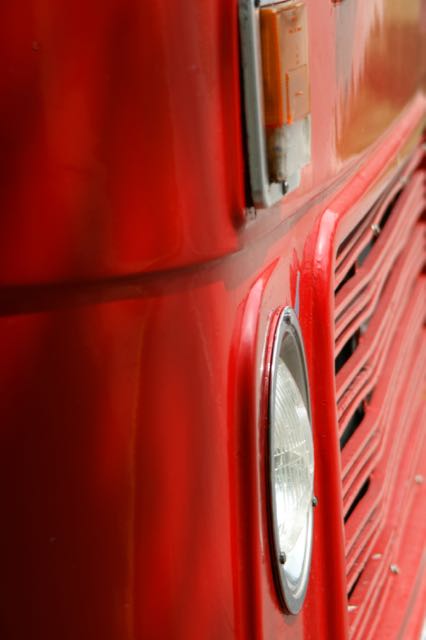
(268, 306), (314, 614)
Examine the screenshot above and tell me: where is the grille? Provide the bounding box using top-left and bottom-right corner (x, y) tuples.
(333, 149), (425, 639)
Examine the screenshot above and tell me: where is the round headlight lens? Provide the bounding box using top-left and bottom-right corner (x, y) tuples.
(269, 307), (314, 614)
(273, 359), (314, 554)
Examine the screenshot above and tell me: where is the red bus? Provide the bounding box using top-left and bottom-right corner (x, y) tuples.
(0, 1), (424, 638)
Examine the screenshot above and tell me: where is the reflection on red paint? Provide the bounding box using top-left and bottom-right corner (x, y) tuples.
(335, 0), (424, 159)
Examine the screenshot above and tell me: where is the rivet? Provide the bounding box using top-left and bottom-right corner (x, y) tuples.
(390, 564), (400, 575)
(281, 180), (289, 195)
(371, 223), (381, 237)
(415, 474), (424, 485)
(312, 496), (318, 507)
(372, 553), (382, 560)
(348, 605), (357, 612)
(279, 552), (286, 565)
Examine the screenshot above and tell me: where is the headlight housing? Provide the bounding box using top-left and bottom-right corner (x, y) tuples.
(268, 307), (314, 614)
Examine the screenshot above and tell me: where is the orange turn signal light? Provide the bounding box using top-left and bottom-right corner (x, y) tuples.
(260, 1), (310, 128)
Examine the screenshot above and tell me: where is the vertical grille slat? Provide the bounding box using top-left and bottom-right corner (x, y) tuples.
(332, 149), (425, 637)
(349, 404), (425, 640)
(345, 347), (425, 600)
(342, 319), (424, 519)
(336, 229), (424, 397)
(335, 225), (424, 360)
(344, 341), (425, 574)
(334, 184), (399, 289)
(334, 171), (424, 330)
(341, 291), (425, 515)
(334, 146), (425, 287)
(336, 255), (424, 430)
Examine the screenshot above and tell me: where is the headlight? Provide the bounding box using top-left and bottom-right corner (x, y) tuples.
(268, 307), (314, 614)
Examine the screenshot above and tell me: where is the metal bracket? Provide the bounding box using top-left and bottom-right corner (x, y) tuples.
(239, 0), (284, 207)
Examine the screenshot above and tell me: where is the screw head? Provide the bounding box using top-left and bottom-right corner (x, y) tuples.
(348, 605), (357, 612)
(312, 496), (318, 507)
(371, 223), (381, 237)
(390, 564), (400, 575)
(281, 181), (289, 195)
(279, 552), (286, 565)
(372, 553), (382, 560)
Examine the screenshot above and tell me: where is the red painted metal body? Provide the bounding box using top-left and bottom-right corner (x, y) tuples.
(0, 1), (424, 639)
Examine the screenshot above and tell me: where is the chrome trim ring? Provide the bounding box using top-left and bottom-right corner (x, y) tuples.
(268, 306), (314, 614)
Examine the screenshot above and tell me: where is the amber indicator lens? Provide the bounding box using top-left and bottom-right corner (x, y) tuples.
(238, 0), (311, 205)
(260, 2), (310, 128)
(260, 1), (311, 187)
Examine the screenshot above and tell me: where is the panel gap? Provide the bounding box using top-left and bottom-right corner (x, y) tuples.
(344, 477), (371, 524)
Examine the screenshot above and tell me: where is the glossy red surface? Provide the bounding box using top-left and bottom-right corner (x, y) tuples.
(309, 123), (425, 640)
(0, 1), (424, 639)
(0, 1), (244, 284)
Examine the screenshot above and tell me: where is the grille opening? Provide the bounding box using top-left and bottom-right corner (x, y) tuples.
(332, 149), (425, 636)
(336, 172), (402, 246)
(347, 569), (364, 601)
(378, 189), (402, 230)
(335, 187), (403, 296)
(335, 292), (369, 344)
(335, 264), (356, 295)
(335, 222), (400, 365)
(340, 401), (365, 449)
(336, 200), (378, 260)
(356, 240), (373, 268)
(335, 330), (360, 374)
(344, 477), (371, 523)
(336, 219), (367, 259)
